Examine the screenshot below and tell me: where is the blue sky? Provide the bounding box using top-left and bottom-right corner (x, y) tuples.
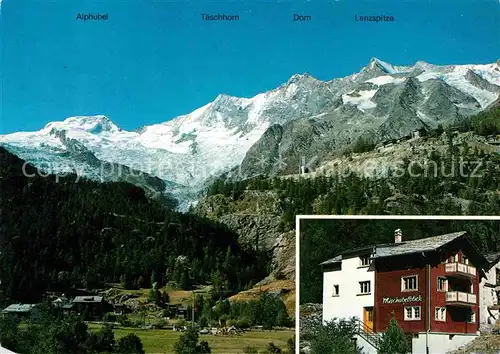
(1, 0), (499, 134)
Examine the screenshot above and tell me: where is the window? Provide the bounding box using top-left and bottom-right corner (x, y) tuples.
(401, 275), (418, 291)
(359, 281), (371, 294)
(414, 306), (421, 319)
(467, 310), (476, 323)
(405, 307), (412, 319)
(435, 307), (446, 321)
(360, 256), (371, 267)
(332, 285), (339, 296)
(437, 277), (448, 292)
(404, 306), (421, 320)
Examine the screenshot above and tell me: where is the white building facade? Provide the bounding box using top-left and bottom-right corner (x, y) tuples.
(322, 252), (375, 325)
(322, 248), (378, 354)
(480, 254), (500, 330)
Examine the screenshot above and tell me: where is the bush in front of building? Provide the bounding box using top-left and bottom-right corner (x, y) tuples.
(153, 318), (168, 329)
(162, 306), (176, 318)
(173, 325), (211, 354)
(197, 315), (209, 328)
(132, 319), (144, 328)
(117, 314), (132, 327)
(103, 312), (117, 323)
(85, 323), (115, 353)
(0, 306), (146, 354)
(242, 346), (258, 354)
(116, 333), (145, 354)
(378, 316), (411, 354)
(306, 317), (362, 354)
(0, 315), (22, 351)
(493, 319), (500, 334)
(235, 317), (252, 329)
(263, 338), (295, 354)
(265, 343), (283, 354)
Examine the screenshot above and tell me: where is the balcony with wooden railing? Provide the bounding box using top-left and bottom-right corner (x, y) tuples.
(445, 291), (477, 307)
(445, 262), (476, 279)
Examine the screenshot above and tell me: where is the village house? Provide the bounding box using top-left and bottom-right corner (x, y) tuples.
(113, 303), (126, 315)
(321, 229), (490, 354)
(1, 304), (38, 319)
(176, 306), (188, 319)
(52, 295), (74, 313)
(72, 296), (107, 319)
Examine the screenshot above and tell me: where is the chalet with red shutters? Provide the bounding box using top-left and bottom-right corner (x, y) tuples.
(321, 229), (490, 354)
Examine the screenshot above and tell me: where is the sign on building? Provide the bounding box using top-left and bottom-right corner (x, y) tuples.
(382, 295), (423, 304)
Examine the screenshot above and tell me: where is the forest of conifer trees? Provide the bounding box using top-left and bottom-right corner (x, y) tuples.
(0, 148), (269, 304)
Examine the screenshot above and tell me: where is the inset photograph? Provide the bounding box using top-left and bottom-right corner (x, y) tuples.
(299, 217), (500, 354)
(2, 0), (499, 352)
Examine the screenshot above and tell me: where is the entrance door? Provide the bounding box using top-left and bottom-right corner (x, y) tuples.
(363, 307), (374, 331)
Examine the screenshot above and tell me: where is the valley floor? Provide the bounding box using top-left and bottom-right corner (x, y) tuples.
(89, 323), (293, 354)
(105, 279), (295, 318)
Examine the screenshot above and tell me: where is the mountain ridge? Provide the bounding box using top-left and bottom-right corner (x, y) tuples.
(1, 58), (499, 208)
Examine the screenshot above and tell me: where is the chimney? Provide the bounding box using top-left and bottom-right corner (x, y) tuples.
(394, 229), (402, 243)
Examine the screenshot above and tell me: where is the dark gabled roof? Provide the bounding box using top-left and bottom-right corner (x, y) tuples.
(321, 231), (476, 266)
(320, 244), (390, 266)
(373, 231), (467, 258)
(320, 255), (342, 266)
(52, 296), (69, 303)
(339, 245), (375, 256)
(72, 296), (103, 303)
(2, 304), (37, 313)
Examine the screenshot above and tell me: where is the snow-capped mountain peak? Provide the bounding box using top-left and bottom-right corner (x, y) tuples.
(212, 93), (253, 110)
(367, 57), (403, 74)
(43, 115), (120, 135)
(286, 72), (316, 85)
(414, 60), (436, 71)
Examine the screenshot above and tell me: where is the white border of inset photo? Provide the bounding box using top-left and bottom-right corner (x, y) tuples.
(295, 214), (500, 354)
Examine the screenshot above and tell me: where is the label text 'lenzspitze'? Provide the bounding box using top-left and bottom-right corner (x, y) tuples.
(355, 14), (395, 22)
